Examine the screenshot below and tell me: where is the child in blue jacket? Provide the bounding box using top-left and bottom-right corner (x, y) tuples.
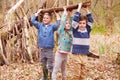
(31, 9), (60, 80)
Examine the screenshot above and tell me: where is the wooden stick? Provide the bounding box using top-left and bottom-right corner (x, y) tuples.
(0, 35), (9, 65)
(40, 1), (91, 13)
(5, 0), (24, 31)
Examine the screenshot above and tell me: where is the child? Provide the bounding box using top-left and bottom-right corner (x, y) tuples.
(30, 9), (60, 80)
(72, 3), (94, 79)
(52, 7), (72, 80)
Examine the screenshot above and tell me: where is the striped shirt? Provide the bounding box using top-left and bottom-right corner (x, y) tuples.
(72, 11), (94, 54)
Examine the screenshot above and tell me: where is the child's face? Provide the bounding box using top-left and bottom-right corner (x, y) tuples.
(78, 20), (87, 30)
(65, 20), (71, 29)
(43, 14), (51, 25)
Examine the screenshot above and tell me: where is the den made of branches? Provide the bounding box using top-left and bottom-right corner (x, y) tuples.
(0, 0), (92, 65)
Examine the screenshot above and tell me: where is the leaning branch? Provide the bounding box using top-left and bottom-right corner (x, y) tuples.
(5, 0), (24, 31)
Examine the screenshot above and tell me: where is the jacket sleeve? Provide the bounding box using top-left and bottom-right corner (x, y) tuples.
(72, 11), (81, 29)
(57, 11), (67, 34)
(86, 13), (94, 32)
(52, 20), (60, 31)
(30, 14), (41, 29)
(69, 17), (73, 26)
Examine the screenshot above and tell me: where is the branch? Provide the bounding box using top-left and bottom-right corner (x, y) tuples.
(5, 0), (24, 31)
(0, 35), (9, 65)
(94, 0), (99, 7)
(6, 0), (24, 17)
(40, 1), (91, 13)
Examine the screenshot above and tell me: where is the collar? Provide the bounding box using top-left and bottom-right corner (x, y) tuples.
(78, 28), (87, 33)
(42, 23), (52, 27)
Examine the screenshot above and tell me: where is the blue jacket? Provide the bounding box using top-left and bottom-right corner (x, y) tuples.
(30, 15), (60, 48)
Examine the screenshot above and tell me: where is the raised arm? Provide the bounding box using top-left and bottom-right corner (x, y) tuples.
(52, 11), (61, 31)
(72, 3), (82, 29)
(30, 9), (42, 29)
(68, 11), (73, 26)
(57, 7), (68, 33)
(84, 7), (94, 29)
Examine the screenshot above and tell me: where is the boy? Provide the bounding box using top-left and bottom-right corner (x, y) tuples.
(30, 9), (60, 80)
(72, 3), (94, 79)
(52, 7), (72, 80)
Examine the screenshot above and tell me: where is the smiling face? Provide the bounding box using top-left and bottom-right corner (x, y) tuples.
(79, 20), (87, 30)
(65, 20), (71, 30)
(78, 16), (87, 30)
(42, 13), (52, 25)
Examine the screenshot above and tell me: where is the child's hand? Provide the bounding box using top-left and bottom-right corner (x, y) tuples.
(63, 6), (67, 11)
(54, 11), (60, 20)
(83, 7), (90, 14)
(37, 9), (42, 14)
(35, 9), (42, 16)
(78, 3), (82, 8)
(63, 6), (67, 15)
(77, 3), (82, 12)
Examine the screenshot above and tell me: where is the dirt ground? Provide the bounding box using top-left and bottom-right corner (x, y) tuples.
(0, 35), (120, 80)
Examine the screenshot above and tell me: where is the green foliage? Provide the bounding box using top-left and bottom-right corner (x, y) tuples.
(91, 22), (105, 34)
(99, 45), (105, 54)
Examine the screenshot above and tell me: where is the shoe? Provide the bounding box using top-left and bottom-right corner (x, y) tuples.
(39, 77), (45, 80)
(62, 76), (67, 80)
(40, 68), (48, 80)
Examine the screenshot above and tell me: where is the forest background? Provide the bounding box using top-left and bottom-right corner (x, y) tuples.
(0, 0), (120, 80)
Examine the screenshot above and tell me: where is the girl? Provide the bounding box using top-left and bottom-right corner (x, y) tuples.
(52, 7), (72, 80)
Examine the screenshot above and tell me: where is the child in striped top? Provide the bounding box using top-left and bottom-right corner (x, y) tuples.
(71, 3), (94, 79)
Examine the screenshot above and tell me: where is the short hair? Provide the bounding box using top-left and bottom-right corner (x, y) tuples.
(80, 15), (88, 22)
(43, 12), (52, 19)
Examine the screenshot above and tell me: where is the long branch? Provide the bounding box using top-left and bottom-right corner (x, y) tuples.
(40, 1), (91, 13)
(5, 0), (24, 31)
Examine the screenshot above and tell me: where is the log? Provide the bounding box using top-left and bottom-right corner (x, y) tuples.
(40, 1), (91, 13)
(87, 52), (99, 58)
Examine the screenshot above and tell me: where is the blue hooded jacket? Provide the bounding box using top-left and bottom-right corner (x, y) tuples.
(30, 15), (60, 48)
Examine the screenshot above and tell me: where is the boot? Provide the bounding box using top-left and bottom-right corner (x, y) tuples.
(48, 72), (52, 80)
(40, 68), (48, 80)
(44, 68), (48, 80)
(62, 76), (67, 80)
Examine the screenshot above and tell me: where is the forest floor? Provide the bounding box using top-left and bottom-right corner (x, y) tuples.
(0, 35), (120, 80)
(0, 53), (119, 80)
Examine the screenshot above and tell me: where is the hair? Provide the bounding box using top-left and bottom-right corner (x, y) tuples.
(43, 12), (52, 19)
(80, 15), (88, 22)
